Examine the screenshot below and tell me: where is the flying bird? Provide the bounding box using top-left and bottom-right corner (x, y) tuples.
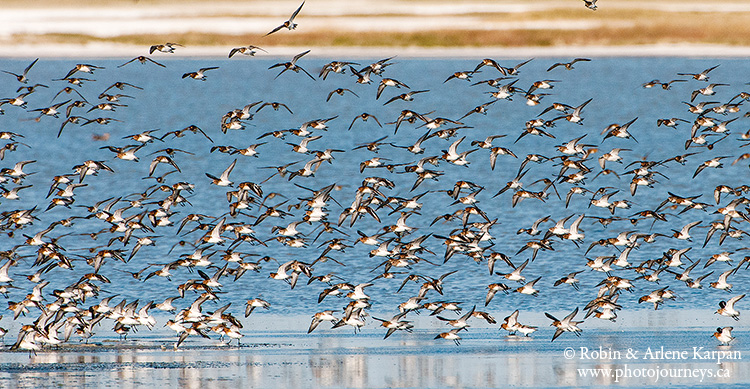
(266, 1), (305, 36)
(182, 67), (220, 81)
(269, 50), (315, 80)
(2, 58), (39, 83)
(150, 42), (183, 54)
(206, 159), (237, 187)
(547, 58), (591, 72)
(118, 56), (166, 68)
(229, 45), (267, 58)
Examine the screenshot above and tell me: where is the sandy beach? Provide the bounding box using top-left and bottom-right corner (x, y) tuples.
(2, 0), (750, 58)
(5, 42), (750, 59)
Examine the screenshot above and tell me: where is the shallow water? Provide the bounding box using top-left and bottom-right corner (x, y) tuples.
(0, 56), (749, 386)
(1, 310), (749, 388)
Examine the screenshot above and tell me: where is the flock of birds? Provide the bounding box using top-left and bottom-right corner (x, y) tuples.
(0, 2), (748, 355)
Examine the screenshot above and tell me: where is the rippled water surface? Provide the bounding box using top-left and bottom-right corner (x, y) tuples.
(0, 56), (749, 386)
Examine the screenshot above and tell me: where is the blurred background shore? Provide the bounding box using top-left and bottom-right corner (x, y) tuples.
(2, 0), (750, 57)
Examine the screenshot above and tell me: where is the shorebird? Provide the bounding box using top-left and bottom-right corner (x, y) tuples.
(327, 88), (359, 102)
(500, 310), (522, 335)
(103, 81), (143, 93)
(384, 90), (429, 106)
(528, 79), (558, 94)
(359, 56), (396, 76)
(62, 63), (104, 80)
(288, 158), (324, 180)
(496, 259), (529, 283)
(117, 56), (165, 68)
(691, 83), (729, 102)
(1, 185), (32, 200)
(502, 59), (533, 76)
(710, 268), (737, 292)
(288, 135), (322, 154)
(0, 92), (33, 110)
(245, 298), (271, 316)
(2, 58), (38, 83)
(436, 305), (475, 329)
(659, 79), (687, 89)
(556, 98), (592, 124)
(348, 113), (382, 131)
(501, 310), (537, 336)
(546, 307), (583, 341)
(1, 160), (36, 179)
(678, 65), (719, 81)
(182, 67), (219, 81)
(656, 117), (689, 127)
(372, 312), (414, 339)
(487, 79), (520, 100)
(444, 70), (477, 83)
(472, 58), (507, 75)
(319, 60), (359, 79)
(269, 50), (315, 80)
(602, 117), (639, 142)
(515, 277), (542, 296)
(717, 294), (745, 321)
(459, 101), (498, 120)
(0, 259), (16, 283)
(693, 156), (730, 178)
(348, 66), (372, 84)
(582, 0), (597, 10)
(30, 100), (70, 119)
(377, 78), (410, 99)
(266, 1), (305, 36)
(713, 327), (734, 345)
(150, 42), (183, 54)
(308, 310), (338, 333)
(554, 271), (583, 291)
(434, 328), (466, 345)
(206, 159), (237, 187)
(229, 45), (267, 58)
(547, 58), (591, 71)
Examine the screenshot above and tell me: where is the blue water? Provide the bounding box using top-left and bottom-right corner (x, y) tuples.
(0, 56), (748, 341)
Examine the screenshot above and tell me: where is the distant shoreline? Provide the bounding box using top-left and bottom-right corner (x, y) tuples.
(3, 43), (750, 59)
(3, 1), (750, 59)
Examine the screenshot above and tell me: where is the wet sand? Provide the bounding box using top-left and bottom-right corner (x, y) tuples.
(2, 310), (749, 388)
